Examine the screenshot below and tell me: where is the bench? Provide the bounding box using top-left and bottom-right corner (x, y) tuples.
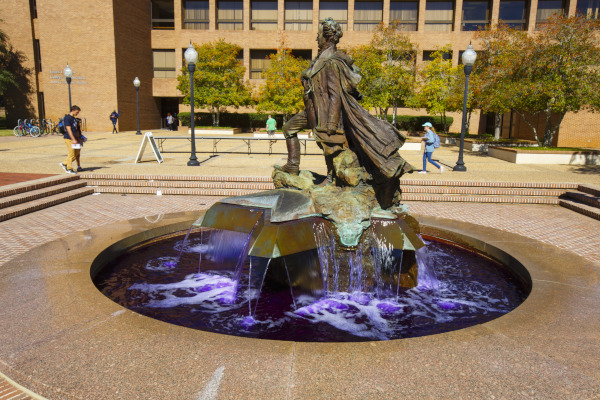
(152, 135), (316, 156)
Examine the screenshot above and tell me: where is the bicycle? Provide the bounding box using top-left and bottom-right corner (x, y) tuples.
(13, 119), (41, 137)
(40, 118), (57, 135)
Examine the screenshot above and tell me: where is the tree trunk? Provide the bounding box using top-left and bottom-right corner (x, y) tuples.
(216, 109), (220, 127)
(542, 111), (565, 148)
(494, 113), (501, 140)
(442, 112), (448, 133)
(211, 110), (216, 127)
(392, 100), (397, 128)
(516, 111), (540, 146)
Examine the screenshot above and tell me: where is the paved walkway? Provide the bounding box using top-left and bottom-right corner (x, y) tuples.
(1, 131), (599, 185)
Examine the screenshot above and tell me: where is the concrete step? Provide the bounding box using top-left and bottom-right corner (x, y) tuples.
(401, 179), (577, 189)
(0, 180), (88, 209)
(93, 186), (262, 197)
(578, 184), (600, 197)
(85, 179), (274, 191)
(561, 191), (600, 209)
(0, 187), (94, 222)
(0, 174), (80, 199)
(79, 173), (273, 183)
(559, 199), (600, 221)
(401, 193), (559, 204)
(401, 186), (566, 197)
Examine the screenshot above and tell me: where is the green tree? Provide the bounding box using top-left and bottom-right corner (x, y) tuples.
(255, 38), (309, 123)
(0, 21), (17, 95)
(177, 39), (252, 126)
(416, 46), (462, 133)
(472, 25), (528, 139)
(475, 16), (600, 146)
(349, 22), (416, 121)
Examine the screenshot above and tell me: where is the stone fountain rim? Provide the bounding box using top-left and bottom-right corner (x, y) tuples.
(0, 209), (596, 400)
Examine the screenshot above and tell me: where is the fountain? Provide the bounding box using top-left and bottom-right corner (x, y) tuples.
(93, 18), (529, 342)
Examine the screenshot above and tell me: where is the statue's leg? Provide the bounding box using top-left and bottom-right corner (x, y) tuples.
(274, 111), (307, 175)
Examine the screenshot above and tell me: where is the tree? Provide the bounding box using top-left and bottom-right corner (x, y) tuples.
(0, 19), (35, 124)
(255, 38), (309, 123)
(176, 39), (252, 126)
(475, 16), (600, 146)
(348, 22), (416, 121)
(0, 21), (17, 96)
(472, 24), (528, 139)
(416, 46), (462, 132)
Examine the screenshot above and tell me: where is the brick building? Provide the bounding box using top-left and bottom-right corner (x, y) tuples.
(1, 0), (598, 145)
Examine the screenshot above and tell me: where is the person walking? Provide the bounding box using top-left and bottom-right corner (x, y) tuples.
(59, 105), (82, 174)
(166, 113), (175, 131)
(110, 109), (120, 134)
(419, 122), (443, 174)
(266, 115), (276, 141)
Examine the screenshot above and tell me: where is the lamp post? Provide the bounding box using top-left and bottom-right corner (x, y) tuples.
(133, 77), (141, 135)
(184, 42), (199, 166)
(453, 43), (477, 172)
(63, 64), (73, 109)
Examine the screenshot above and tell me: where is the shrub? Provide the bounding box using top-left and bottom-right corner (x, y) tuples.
(386, 115), (453, 133)
(176, 112), (286, 131)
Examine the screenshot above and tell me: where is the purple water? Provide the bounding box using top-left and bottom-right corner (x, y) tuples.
(94, 230), (529, 342)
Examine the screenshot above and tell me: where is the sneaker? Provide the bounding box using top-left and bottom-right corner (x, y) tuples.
(440, 166), (444, 174)
(418, 170), (427, 174)
(66, 169), (76, 174)
(59, 162), (68, 173)
(77, 166), (84, 172)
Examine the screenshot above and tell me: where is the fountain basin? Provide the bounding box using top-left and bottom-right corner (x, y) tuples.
(2, 210), (598, 399)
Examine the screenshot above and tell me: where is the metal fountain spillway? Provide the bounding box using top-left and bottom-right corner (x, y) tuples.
(194, 189), (426, 290)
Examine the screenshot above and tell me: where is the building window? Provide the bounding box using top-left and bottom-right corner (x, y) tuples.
(354, 1), (383, 30)
(425, 1), (454, 31)
(184, 1), (209, 29)
(37, 92), (45, 120)
(153, 50), (176, 78)
(250, 49), (277, 79)
(252, 0), (278, 30)
(423, 50), (452, 62)
(34, 39), (42, 72)
(390, 1), (418, 30)
(461, 0), (489, 30)
(536, 0), (564, 27)
(218, 0), (244, 30)
(29, 0), (37, 19)
(576, 0), (599, 18)
(285, 0), (313, 30)
(291, 49), (313, 60)
(498, 0), (528, 30)
(319, 1), (348, 30)
(152, 0), (175, 29)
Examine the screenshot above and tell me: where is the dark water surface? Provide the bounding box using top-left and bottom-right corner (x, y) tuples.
(94, 230), (529, 342)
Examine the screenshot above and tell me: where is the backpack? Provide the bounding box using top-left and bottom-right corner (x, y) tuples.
(58, 116), (67, 134)
(432, 132), (441, 148)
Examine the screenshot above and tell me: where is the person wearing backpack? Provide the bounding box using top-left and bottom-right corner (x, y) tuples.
(110, 109), (120, 134)
(59, 105), (82, 174)
(419, 122), (444, 174)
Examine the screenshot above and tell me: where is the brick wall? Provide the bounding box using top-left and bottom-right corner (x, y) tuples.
(33, 0), (119, 131)
(113, 0), (161, 131)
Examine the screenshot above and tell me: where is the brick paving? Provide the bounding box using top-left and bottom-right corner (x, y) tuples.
(0, 173), (53, 187)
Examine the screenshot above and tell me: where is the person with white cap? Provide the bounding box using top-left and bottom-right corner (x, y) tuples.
(420, 122), (443, 174)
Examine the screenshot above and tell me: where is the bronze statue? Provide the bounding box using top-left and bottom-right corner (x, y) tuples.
(275, 17), (414, 185)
